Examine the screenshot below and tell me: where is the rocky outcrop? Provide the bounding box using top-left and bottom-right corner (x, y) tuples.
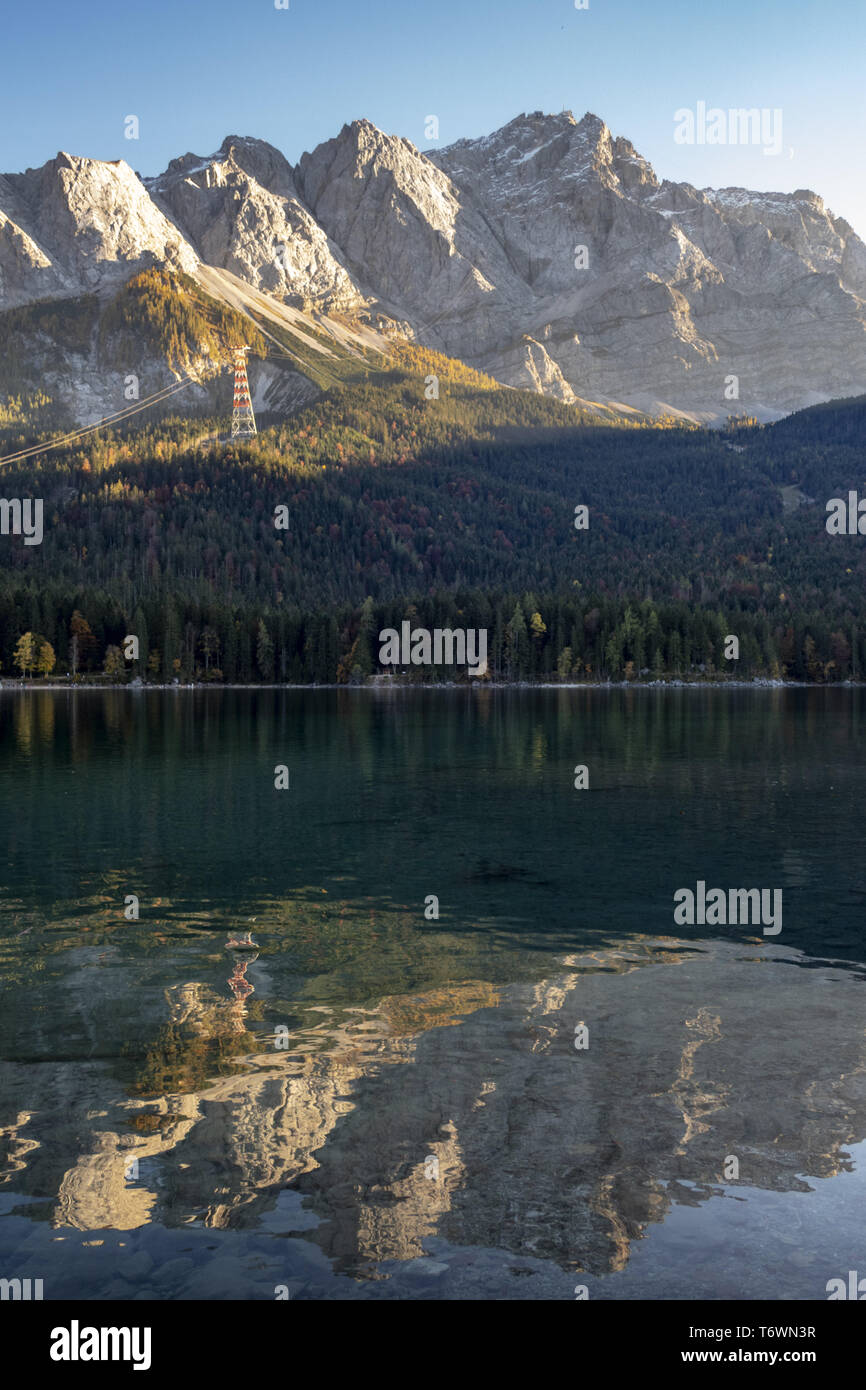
(0, 154), (198, 307)
(428, 112), (866, 417)
(148, 136), (362, 313)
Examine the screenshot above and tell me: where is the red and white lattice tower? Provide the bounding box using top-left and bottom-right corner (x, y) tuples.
(230, 347), (257, 438)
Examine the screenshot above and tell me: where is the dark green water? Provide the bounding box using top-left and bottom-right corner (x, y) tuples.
(1, 686), (865, 1300)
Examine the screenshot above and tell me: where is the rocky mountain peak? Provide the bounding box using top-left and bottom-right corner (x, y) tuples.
(2, 151), (198, 299)
(295, 117), (436, 213)
(431, 107), (657, 202)
(298, 119), (462, 232)
(159, 151), (209, 181)
(145, 132), (361, 315)
(214, 135), (296, 197)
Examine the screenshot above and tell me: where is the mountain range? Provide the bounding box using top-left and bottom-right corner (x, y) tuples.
(2, 109), (865, 424)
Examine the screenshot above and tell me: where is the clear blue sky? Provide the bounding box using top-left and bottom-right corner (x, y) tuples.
(2, 0), (864, 236)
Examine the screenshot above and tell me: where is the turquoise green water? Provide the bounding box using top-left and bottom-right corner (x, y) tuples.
(1, 687), (864, 1299)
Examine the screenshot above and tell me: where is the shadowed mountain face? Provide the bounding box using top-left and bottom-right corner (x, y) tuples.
(1, 688), (866, 1299)
(2, 111), (864, 421)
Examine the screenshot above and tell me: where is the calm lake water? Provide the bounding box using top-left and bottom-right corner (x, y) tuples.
(1, 686), (865, 1300)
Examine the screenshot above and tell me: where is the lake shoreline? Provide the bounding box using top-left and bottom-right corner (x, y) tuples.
(1, 678), (861, 692)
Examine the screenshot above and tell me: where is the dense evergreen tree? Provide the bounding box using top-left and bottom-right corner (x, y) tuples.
(1, 372), (865, 684)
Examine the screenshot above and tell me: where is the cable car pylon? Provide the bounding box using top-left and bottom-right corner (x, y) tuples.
(230, 347), (257, 438)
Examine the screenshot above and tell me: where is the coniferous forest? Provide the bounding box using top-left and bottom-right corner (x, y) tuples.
(1, 358), (865, 685)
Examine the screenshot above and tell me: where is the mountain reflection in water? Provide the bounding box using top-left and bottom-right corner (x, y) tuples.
(1, 687), (865, 1299)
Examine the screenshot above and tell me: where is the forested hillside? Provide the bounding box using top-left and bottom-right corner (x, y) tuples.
(0, 367), (864, 684)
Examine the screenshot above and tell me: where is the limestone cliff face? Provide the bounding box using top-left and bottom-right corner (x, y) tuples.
(148, 137), (362, 313)
(0, 154), (198, 308)
(295, 119), (528, 356)
(429, 112), (866, 416)
(1, 111), (865, 420)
